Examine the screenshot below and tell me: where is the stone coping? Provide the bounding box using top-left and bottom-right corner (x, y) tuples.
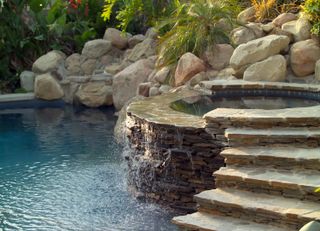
(127, 87), (206, 128)
(0, 93), (35, 103)
(202, 80), (320, 125)
(128, 81), (320, 129)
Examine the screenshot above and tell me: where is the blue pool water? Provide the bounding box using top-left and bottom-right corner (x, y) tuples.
(0, 106), (177, 231)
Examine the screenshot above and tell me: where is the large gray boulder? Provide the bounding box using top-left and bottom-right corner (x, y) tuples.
(290, 39), (320, 77)
(127, 38), (156, 62)
(112, 58), (155, 110)
(32, 50), (66, 74)
(243, 55), (287, 82)
(82, 39), (112, 59)
(174, 52), (206, 87)
(103, 28), (128, 50)
(20, 71), (35, 91)
(76, 82), (113, 107)
(203, 44), (234, 70)
(230, 35), (290, 70)
(34, 73), (64, 100)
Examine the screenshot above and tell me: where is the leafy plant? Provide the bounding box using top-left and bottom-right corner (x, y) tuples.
(303, 0), (320, 35)
(101, 0), (180, 33)
(156, 0), (238, 67)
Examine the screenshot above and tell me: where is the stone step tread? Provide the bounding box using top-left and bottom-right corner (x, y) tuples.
(195, 188), (320, 221)
(172, 212), (290, 231)
(214, 166), (320, 189)
(225, 127), (320, 139)
(221, 146), (320, 161)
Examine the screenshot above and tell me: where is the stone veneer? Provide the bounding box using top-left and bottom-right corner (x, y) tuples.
(126, 80), (320, 211)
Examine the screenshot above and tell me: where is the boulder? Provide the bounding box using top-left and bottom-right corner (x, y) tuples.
(32, 50), (65, 74)
(243, 55), (287, 82)
(65, 53), (83, 76)
(154, 66), (170, 83)
(272, 13), (297, 27)
(290, 39), (320, 77)
(103, 28), (128, 50)
(237, 6), (256, 24)
(20, 71), (35, 91)
(137, 82), (152, 97)
(113, 59), (155, 110)
(230, 35), (290, 69)
(75, 82), (113, 107)
(231, 26), (257, 45)
(149, 86), (160, 96)
(159, 85), (172, 94)
(81, 59), (97, 75)
(316, 60), (320, 81)
(174, 53), (206, 87)
(145, 27), (158, 39)
(82, 39), (112, 59)
(269, 27), (294, 43)
(261, 22), (275, 33)
(34, 73), (64, 100)
(189, 72), (208, 87)
(203, 44), (234, 70)
(128, 34), (146, 48)
(127, 38), (157, 62)
(281, 18), (312, 42)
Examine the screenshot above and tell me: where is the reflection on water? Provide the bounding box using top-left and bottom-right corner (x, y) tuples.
(171, 95), (320, 116)
(0, 106), (177, 231)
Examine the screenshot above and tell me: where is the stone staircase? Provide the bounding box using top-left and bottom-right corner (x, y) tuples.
(173, 126), (320, 230)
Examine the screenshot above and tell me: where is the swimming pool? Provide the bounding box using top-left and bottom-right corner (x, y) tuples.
(0, 106), (177, 231)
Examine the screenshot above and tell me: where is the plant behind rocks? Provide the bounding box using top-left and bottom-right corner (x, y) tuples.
(303, 0), (320, 36)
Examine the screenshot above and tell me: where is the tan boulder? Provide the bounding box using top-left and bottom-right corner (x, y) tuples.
(281, 18), (312, 42)
(202, 44), (234, 70)
(316, 60), (320, 81)
(65, 53), (83, 76)
(230, 35), (290, 69)
(174, 53), (206, 87)
(272, 13), (297, 27)
(113, 59), (155, 110)
(244, 55), (287, 82)
(127, 38), (156, 62)
(76, 82), (113, 107)
(128, 34), (146, 48)
(237, 7), (256, 24)
(82, 39), (112, 59)
(32, 50), (66, 74)
(103, 28), (128, 50)
(290, 39), (320, 77)
(34, 73), (64, 100)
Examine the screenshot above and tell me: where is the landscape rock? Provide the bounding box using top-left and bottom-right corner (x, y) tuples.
(189, 72), (208, 87)
(82, 39), (112, 59)
(316, 60), (320, 81)
(243, 55), (287, 82)
(203, 44), (234, 70)
(81, 59), (97, 75)
(149, 86), (160, 96)
(261, 22), (274, 33)
(290, 39), (320, 77)
(76, 82), (113, 107)
(113, 59), (155, 110)
(137, 82), (152, 97)
(128, 34), (146, 48)
(174, 53), (206, 86)
(237, 6), (256, 24)
(159, 85), (172, 94)
(32, 50), (65, 74)
(269, 27), (294, 43)
(20, 71), (35, 91)
(145, 27), (158, 39)
(282, 18), (312, 42)
(154, 67), (170, 84)
(65, 53), (83, 76)
(230, 35), (290, 69)
(127, 38), (157, 62)
(231, 26), (257, 45)
(34, 73), (64, 100)
(272, 13), (297, 27)
(103, 28), (128, 49)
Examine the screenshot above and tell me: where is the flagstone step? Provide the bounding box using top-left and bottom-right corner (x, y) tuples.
(221, 146), (320, 170)
(214, 166), (320, 202)
(225, 128), (320, 147)
(194, 188), (320, 230)
(172, 211), (290, 231)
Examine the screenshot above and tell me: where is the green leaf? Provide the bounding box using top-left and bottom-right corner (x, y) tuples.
(29, 0), (47, 13)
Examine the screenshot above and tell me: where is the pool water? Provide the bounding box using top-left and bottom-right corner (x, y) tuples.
(0, 106), (177, 231)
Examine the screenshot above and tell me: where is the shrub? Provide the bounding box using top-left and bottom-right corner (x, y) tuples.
(101, 0), (180, 34)
(156, 0), (238, 67)
(303, 0), (320, 35)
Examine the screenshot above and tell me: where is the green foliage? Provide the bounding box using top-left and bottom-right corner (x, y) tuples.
(157, 0), (238, 67)
(0, 0), (106, 92)
(315, 188), (320, 193)
(101, 0), (180, 33)
(303, 0), (320, 35)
